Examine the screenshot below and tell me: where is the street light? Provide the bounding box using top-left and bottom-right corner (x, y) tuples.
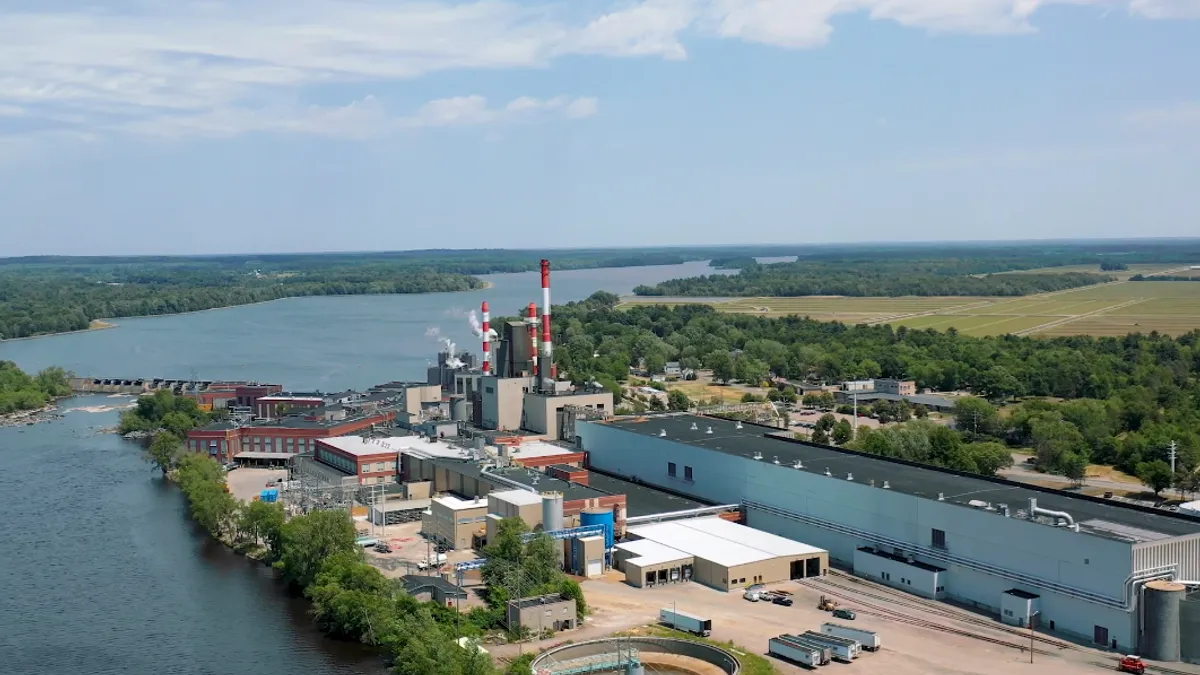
(1029, 610), (1040, 664)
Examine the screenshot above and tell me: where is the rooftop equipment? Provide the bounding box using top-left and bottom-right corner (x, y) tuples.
(1029, 497), (1079, 531)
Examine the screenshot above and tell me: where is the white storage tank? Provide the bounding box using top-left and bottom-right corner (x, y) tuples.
(541, 491), (564, 532)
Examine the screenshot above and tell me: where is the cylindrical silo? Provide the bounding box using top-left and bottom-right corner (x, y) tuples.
(450, 397), (468, 422)
(580, 507), (615, 549)
(541, 491), (564, 532)
(1143, 580), (1185, 662)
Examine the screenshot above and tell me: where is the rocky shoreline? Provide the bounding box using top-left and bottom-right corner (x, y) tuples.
(0, 405), (64, 429)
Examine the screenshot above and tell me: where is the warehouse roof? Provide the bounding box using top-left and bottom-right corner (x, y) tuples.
(603, 415), (1200, 540)
(427, 459), (611, 502)
(628, 517), (825, 568)
(586, 472), (709, 517)
(490, 489), (544, 507)
(318, 436), (407, 457)
(615, 539), (693, 567)
(433, 494), (487, 511)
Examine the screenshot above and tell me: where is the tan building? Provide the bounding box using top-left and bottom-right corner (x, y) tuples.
(619, 517), (827, 591)
(424, 494), (488, 549)
(523, 391), (613, 440)
(485, 489), (546, 542)
(480, 376), (530, 431)
(875, 378), (917, 396)
(507, 594), (577, 634)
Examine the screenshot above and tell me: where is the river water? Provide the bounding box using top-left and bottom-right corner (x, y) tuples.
(0, 262), (717, 675)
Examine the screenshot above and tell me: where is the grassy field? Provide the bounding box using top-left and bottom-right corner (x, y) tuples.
(996, 263), (1190, 280)
(623, 280), (1200, 337)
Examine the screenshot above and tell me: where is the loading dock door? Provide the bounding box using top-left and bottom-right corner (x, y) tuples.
(806, 557), (821, 577)
(791, 560), (804, 580)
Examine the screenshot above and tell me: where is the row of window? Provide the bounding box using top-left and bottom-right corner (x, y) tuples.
(666, 462), (694, 481)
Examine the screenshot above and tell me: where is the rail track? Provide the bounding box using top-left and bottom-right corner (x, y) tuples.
(805, 572), (1197, 675)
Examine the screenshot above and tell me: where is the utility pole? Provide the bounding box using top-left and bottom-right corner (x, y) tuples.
(1169, 441), (1178, 475)
(852, 391), (858, 433)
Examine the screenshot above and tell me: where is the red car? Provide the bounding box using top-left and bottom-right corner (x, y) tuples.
(1118, 655), (1146, 675)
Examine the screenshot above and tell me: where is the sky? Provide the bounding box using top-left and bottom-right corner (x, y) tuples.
(1, 0), (1199, 256)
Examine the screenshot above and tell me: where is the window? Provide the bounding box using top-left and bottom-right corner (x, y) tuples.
(932, 528), (946, 549)
(667, 462), (677, 477)
(375, 462), (384, 472)
(1004, 609), (1013, 617)
(684, 466), (693, 481)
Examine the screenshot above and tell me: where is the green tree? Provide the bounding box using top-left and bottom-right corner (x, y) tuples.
(952, 397), (998, 438)
(1136, 460), (1174, 496)
(276, 509), (358, 589)
(812, 427), (830, 444)
(736, 356), (770, 385)
(707, 351), (735, 384)
(832, 419), (853, 445)
(667, 389), (691, 412)
(239, 499), (286, 553)
(307, 551), (397, 644)
(146, 432), (183, 474)
(1064, 453), (1088, 488)
(815, 413), (837, 433)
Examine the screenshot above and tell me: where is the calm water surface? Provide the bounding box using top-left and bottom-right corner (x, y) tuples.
(0, 263), (717, 674)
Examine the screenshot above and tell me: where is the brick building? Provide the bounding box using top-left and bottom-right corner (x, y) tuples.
(312, 436), (402, 485)
(185, 410), (396, 464)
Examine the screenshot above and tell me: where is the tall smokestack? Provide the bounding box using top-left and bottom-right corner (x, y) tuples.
(528, 302), (539, 378)
(540, 259), (554, 391)
(481, 301), (491, 375)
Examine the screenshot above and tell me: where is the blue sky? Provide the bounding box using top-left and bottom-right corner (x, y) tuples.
(1, 0), (1198, 256)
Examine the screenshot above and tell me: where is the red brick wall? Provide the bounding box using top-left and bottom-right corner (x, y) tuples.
(513, 452), (586, 469)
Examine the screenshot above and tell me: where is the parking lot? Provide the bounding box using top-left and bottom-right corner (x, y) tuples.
(225, 467), (288, 502)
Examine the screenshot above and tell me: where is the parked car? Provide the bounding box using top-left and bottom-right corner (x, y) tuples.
(743, 590), (760, 602)
(772, 596), (793, 607)
(222, 462), (239, 471)
(374, 542), (392, 553)
(832, 608), (857, 620)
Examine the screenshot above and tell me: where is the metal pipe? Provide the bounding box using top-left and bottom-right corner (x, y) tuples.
(1028, 498), (1077, 530)
(624, 504), (742, 525)
(481, 301), (491, 375)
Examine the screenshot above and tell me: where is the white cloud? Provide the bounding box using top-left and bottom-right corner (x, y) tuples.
(1124, 102), (1200, 129)
(0, 0), (1193, 140)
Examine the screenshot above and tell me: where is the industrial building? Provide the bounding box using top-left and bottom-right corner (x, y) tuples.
(615, 516), (827, 590)
(507, 594), (577, 634)
(576, 413), (1200, 657)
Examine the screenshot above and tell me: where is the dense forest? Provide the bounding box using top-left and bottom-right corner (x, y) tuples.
(0, 265), (483, 339)
(633, 241), (1200, 298)
(548, 294), (1199, 488)
(0, 362), (71, 413)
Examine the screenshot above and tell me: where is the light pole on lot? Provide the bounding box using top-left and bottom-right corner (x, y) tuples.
(1029, 611), (1039, 664)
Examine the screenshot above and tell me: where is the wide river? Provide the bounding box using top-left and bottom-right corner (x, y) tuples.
(0, 262), (720, 675)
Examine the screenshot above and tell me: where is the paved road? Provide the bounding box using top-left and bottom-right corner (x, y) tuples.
(999, 462), (1144, 493)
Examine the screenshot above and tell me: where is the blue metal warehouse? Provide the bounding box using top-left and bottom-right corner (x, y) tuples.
(576, 414), (1200, 657)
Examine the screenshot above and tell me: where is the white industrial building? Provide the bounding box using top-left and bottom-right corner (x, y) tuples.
(576, 414), (1200, 657)
(615, 516), (827, 590)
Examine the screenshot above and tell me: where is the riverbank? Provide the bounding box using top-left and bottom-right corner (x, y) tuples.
(0, 404), (62, 428)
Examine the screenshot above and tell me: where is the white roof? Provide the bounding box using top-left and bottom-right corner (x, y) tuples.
(502, 440), (577, 459)
(616, 539), (693, 567)
(317, 436), (406, 457)
(433, 494), (487, 511)
(490, 489), (543, 507)
(627, 517), (825, 568)
(1180, 500), (1200, 514)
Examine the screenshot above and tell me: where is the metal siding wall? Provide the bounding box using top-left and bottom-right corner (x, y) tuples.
(1134, 535), (1200, 579)
(851, 548), (941, 598)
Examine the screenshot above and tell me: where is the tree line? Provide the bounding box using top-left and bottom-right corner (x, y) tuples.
(634, 261), (1111, 297)
(119, 389), (215, 436)
(0, 361), (71, 413)
(165, 448), (574, 675)
(547, 295), (1199, 487)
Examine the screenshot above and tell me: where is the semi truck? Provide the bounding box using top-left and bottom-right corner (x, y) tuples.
(821, 622), (882, 651)
(778, 634), (832, 665)
(768, 636), (823, 667)
(659, 608), (712, 637)
(799, 631), (860, 662)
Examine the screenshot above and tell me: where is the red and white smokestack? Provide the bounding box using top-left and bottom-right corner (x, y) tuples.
(540, 259), (555, 389)
(481, 301), (491, 375)
(528, 302), (539, 377)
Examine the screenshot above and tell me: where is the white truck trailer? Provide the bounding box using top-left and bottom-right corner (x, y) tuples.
(822, 622), (881, 651)
(799, 631), (860, 662)
(769, 636), (822, 667)
(779, 634), (832, 665)
(659, 608), (712, 637)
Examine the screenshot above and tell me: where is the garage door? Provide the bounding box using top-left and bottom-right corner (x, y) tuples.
(587, 559), (603, 578)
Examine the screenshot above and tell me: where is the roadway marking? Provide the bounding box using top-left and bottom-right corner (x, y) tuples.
(1014, 298), (1148, 336)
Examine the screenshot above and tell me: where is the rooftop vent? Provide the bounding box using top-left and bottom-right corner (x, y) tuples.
(882, 481), (891, 489)
(999, 504), (1010, 517)
(793, 460), (804, 470)
(937, 493), (945, 501)
(706, 426), (713, 434)
(690, 422), (698, 431)
(824, 468), (832, 477)
(773, 456), (780, 465)
(752, 452), (763, 460)
(846, 472), (854, 481)
(735, 421), (743, 429)
(659, 429), (666, 437)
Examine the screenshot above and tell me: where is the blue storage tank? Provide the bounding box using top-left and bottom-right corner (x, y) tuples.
(580, 507), (615, 549)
